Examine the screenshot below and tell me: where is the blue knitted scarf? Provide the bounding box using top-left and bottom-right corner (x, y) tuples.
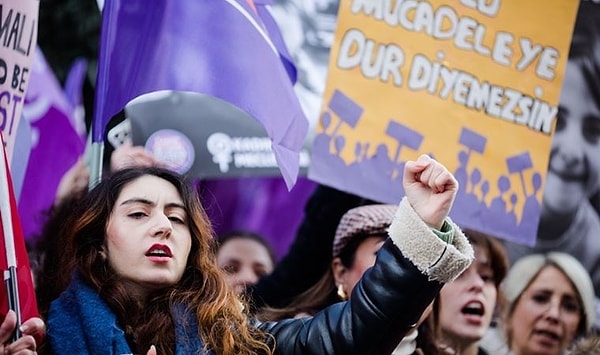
(47, 276), (206, 354)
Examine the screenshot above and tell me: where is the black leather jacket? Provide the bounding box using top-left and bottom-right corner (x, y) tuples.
(254, 197), (474, 355)
(256, 239), (443, 354)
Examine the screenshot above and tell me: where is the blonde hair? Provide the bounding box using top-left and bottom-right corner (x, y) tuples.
(502, 252), (595, 336)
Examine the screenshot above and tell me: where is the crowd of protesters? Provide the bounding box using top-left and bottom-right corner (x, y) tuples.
(6, 1), (600, 354)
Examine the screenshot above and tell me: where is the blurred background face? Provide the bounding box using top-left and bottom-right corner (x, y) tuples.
(334, 235), (386, 295)
(438, 245), (497, 344)
(543, 61), (600, 216)
(217, 238), (274, 295)
(508, 265), (582, 355)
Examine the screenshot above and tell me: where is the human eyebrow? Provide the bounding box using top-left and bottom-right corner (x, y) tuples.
(120, 198), (155, 207)
(119, 199), (185, 210)
(530, 286), (551, 293)
(165, 202), (186, 211)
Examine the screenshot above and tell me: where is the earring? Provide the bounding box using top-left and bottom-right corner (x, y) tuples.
(337, 284), (348, 300)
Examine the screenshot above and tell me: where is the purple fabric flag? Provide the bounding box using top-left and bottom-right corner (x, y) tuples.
(254, 0), (297, 83)
(93, 0), (308, 188)
(18, 48), (86, 240)
(63, 58), (88, 112)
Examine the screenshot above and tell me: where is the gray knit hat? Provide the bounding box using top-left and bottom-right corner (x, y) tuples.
(502, 252), (596, 332)
(332, 204), (397, 258)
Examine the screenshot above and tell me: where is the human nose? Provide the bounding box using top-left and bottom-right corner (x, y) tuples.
(555, 125), (584, 166)
(543, 298), (561, 321)
(467, 271), (484, 292)
(236, 267), (259, 287)
(151, 213), (172, 238)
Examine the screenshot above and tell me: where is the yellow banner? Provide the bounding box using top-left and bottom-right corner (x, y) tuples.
(308, 0), (579, 245)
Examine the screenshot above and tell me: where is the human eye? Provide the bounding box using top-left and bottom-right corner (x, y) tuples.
(583, 116), (600, 144)
(480, 272), (495, 284)
(128, 211), (148, 219)
(255, 267), (269, 278)
(167, 208), (188, 225)
(562, 297), (581, 314)
(222, 264), (238, 275)
(530, 292), (551, 305)
(168, 215), (186, 224)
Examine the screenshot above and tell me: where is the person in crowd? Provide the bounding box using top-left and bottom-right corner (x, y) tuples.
(107, 140), (373, 311)
(0, 310), (44, 354)
(258, 204), (441, 354)
(245, 182), (374, 312)
(258, 204), (396, 318)
(44, 155), (473, 354)
(216, 230), (276, 295)
(502, 2), (600, 322)
(29, 140), (359, 321)
(431, 229), (509, 355)
(481, 252), (595, 355)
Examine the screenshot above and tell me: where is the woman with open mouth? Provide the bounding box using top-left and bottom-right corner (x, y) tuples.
(431, 229), (508, 355)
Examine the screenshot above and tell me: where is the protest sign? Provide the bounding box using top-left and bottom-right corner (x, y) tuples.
(308, 0), (579, 245)
(0, 0), (38, 162)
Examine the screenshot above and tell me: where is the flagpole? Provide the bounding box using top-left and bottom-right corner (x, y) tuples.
(0, 134), (22, 341)
(88, 0), (115, 188)
(88, 141), (104, 189)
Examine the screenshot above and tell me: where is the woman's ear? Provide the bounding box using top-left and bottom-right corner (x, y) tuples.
(331, 257), (346, 288)
(99, 246), (108, 260)
(331, 258), (348, 285)
(332, 258), (349, 301)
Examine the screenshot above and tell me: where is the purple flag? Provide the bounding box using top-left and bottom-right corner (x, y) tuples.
(93, 0), (308, 188)
(18, 48), (86, 240)
(254, 0), (297, 83)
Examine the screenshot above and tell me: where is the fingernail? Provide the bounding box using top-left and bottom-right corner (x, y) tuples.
(19, 324), (28, 332)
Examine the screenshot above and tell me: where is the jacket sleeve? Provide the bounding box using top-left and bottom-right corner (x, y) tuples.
(255, 197), (474, 355)
(248, 184), (369, 310)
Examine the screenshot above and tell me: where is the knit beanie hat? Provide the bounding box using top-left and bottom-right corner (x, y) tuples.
(332, 204), (397, 258)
